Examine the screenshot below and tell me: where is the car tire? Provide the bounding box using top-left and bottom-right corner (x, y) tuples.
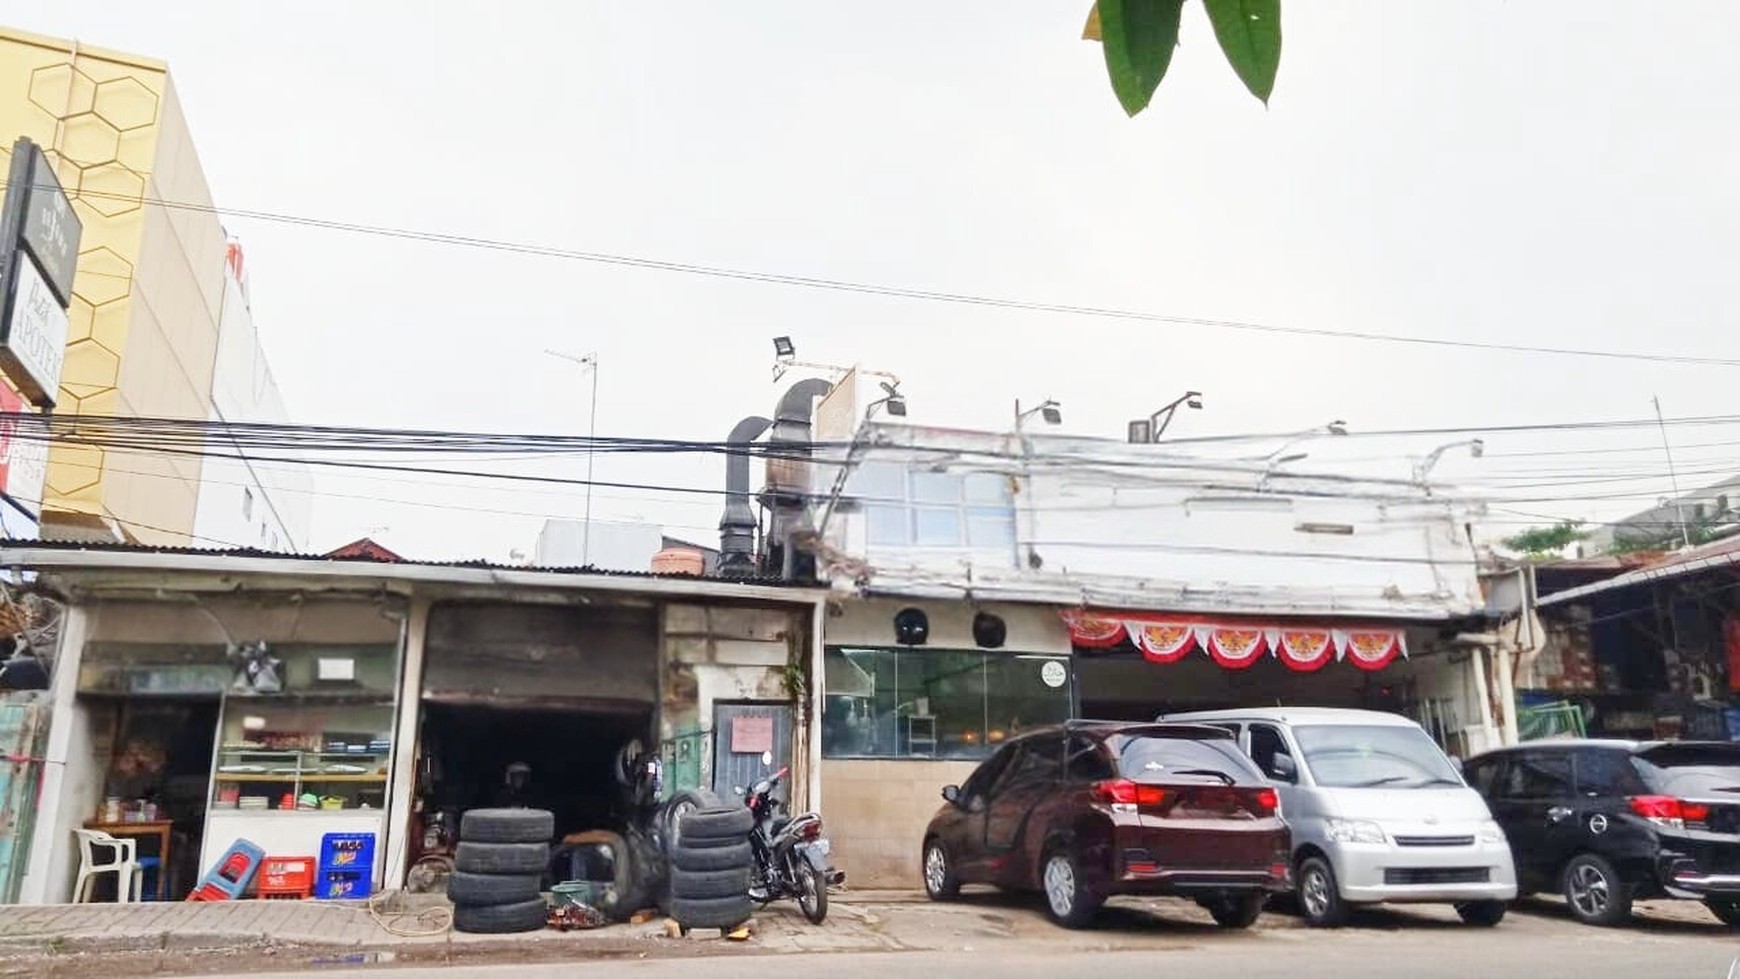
(1455, 900), (1507, 927)
(922, 839), (961, 901)
(671, 841), (755, 874)
(1039, 845), (1102, 929)
(447, 870), (542, 907)
(671, 867), (751, 900)
(563, 830), (650, 921)
(678, 806), (754, 844)
(452, 898), (548, 934)
(454, 842), (550, 876)
(1296, 856), (1350, 928)
(1705, 898), (1740, 928)
(460, 808), (554, 845)
(1562, 853), (1632, 927)
(661, 789), (723, 852)
(1203, 892), (1266, 929)
(670, 894), (754, 930)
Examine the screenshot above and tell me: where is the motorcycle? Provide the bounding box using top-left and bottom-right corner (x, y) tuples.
(738, 750), (844, 925)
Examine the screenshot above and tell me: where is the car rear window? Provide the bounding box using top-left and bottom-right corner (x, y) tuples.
(1634, 744), (1740, 798)
(1112, 735), (1263, 784)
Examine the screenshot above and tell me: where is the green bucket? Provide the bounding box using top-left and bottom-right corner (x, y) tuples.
(552, 880), (607, 908)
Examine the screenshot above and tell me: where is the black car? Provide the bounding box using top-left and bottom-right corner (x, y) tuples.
(1464, 739), (1740, 927)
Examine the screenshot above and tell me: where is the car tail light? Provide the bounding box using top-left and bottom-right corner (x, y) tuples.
(1245, 788), (1280, 816)
(1092, 779), (1166, 807)
(1628, 795), (1708, 829)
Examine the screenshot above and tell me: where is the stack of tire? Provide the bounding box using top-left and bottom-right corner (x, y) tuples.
(667, 800), (756, 932)
(448, 808), (554, 934)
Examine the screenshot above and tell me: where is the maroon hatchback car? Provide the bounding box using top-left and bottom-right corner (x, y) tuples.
(920, 721), (1292, 928)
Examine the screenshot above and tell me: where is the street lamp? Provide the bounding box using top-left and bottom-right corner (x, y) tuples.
(1127, 391), (1203, 443)
(1414, 438), (1485, 488)
(1015, 398), (1062, 430)
(868, 380), (907, 419)
(546, 349), (600, 566)
(1246, 420), (1349, 461)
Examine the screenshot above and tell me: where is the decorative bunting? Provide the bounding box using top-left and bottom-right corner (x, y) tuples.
(1269, 629), (1336, 673)
(1132, 622), (1196, 664)
(1061, 610), (1408, 673)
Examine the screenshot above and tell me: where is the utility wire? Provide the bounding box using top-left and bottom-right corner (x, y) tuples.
(7, 178), (1740, 369)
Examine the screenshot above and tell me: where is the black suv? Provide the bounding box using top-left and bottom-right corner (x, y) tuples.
(1464, 739), (1740, 927)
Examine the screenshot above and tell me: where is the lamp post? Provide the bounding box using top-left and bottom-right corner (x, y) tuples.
(1128, 391), (1203, 443)
(1414, 438), (1485, 491)
(546, 349), (599, 566)
(1015, 398), (1062, 432)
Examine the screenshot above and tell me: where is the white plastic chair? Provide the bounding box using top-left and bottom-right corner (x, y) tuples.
(73, 829), (142, 903)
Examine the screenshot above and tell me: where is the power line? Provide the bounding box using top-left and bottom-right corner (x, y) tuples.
(8, 178), (1740, 369)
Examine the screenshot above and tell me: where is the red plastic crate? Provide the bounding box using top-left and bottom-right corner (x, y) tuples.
(257, 856), (315, 899)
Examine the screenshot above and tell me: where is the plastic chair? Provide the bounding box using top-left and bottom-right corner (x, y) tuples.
(73, 829), (143, 903)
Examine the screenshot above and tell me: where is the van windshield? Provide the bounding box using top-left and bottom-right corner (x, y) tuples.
(1293, 724), (1462, 789)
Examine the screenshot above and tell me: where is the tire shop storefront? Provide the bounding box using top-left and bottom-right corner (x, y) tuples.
(5, 544), (825, 905)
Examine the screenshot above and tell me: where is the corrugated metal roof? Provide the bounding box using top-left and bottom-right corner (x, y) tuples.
(1537, 535), (1740, 607)
(0, 538), (802, 589)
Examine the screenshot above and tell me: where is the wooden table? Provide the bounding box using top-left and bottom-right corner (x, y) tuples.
(84, 820), (173, 901)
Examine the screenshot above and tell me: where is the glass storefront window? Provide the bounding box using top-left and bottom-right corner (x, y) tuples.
(821, 646), (1071, 760)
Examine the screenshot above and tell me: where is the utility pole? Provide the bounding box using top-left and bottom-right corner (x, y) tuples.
(1653, 395), (1693, 550)
(547, 350), (599, 565)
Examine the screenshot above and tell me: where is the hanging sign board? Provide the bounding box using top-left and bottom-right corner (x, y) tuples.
(0, 138), (81, 407)
(0, 381), (47, 520)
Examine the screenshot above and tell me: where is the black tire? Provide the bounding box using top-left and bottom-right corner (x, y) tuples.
(1204, 892), (1265, 929)
(662, 789), (722, 853)
(1455, 900), (1507, 927)
(679, 806), (754, 843)
(461, 808), (554, 845)
(452, 897), (548, 934)
(1297, 856), (1350, 928)
(1562, 853), (1632, 927)
(1039, 845), (1101, 929)
(670, 894), (754, 930)
(795, 859), (828, 925)
(447, 870), (541, 907)
(671, 867), (750, 901)
(922, 838), (960, 901)
(671, 841), (755, 873)
(1705, 898), (1740, 927)
(454, 842), (549, 876)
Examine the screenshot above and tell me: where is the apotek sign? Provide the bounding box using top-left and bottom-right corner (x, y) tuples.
(0, 382), (47, 519)
(0, 137), (82, 407)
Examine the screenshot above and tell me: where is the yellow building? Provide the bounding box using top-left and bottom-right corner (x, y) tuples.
(1, 26), (228, 544)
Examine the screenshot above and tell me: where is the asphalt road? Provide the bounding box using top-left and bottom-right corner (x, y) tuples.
(223, 900), (1740, 979)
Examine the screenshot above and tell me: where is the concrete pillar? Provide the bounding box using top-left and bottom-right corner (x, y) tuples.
(17, 603), (90, 904)
(381, 595), (430, 889)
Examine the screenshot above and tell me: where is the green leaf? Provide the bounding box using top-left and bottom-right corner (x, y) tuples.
(1098, 0), (1186, 117)
(1203, 0), (1282, 103)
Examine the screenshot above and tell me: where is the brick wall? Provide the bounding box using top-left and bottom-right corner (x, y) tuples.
(823, 758), (978, 889)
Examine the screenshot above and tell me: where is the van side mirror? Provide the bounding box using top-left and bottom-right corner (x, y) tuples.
(942, 785), (960, 805)
(1269, 754), (1298, 784)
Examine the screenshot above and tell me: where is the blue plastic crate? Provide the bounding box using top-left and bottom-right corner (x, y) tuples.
(318, 832), (375, 873)
(314, 868), (370, 900)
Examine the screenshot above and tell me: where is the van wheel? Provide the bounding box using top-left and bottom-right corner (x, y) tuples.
(1455, 900), (1507, 927)
(1040, 846), (1102, 929)
(1297, 856), (1349, 928)
(1562, 853), (1631, 927)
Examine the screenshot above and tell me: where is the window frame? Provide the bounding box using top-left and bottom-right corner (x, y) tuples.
(852, 462), (1017, 552)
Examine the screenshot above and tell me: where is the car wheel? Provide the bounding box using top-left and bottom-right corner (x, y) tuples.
(678, 805), (755, 843)
(446, 870), (542, 906)
(452, 898), (549, 934)
(1562, 853), (1632, 927)
(1204, 892), (1266, 929)
(1297, 856), (1350, 928)
(669, 894), (754, 930)
(1455, 900), (1507, 927)
(1040, 846), (1101, 929)
(922, 839), (960, 901)
(671, 841), (755, 874)
(453, 841), (550, 876)
(1705, 898), (1740, 928)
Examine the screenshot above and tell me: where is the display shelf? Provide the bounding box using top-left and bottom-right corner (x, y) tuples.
(215, 774), (388, 784)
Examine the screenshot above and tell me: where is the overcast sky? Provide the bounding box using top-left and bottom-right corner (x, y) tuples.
(13, 2), (1740, 559)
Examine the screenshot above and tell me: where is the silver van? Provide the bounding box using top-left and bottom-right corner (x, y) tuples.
(1162, 707), (1517, 927)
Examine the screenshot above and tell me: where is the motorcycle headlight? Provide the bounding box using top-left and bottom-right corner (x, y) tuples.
(1478, 820), (1505, 844)
(1325, 818), (1387, 845)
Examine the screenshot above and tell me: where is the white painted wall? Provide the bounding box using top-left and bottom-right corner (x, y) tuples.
(191, 239), (311, 553)
(535, 519), (666, 571)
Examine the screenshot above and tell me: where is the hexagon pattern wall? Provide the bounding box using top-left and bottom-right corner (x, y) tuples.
(14, 52), (163, 505)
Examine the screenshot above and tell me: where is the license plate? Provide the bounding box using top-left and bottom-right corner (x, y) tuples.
(799, 840), (830, 869)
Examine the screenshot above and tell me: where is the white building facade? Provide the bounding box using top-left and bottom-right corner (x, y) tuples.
(190, 239), (311, 553)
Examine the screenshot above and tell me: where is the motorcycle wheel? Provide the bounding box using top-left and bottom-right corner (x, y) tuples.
(795, 859), (828, 925)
